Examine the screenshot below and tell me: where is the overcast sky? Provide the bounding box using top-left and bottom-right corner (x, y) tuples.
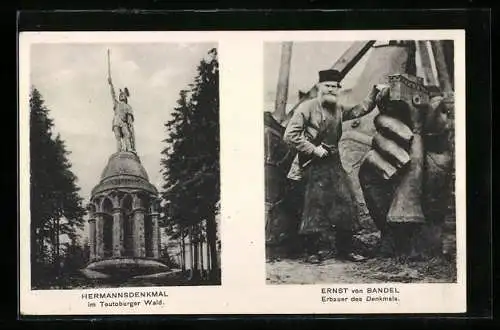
(263, 41), (372, 111)
(31, 42), (217, 205)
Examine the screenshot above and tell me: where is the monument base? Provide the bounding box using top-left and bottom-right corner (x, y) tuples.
(81, 257), (171, 280)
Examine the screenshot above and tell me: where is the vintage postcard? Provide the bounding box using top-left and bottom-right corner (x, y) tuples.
(19, 30), (466, 315)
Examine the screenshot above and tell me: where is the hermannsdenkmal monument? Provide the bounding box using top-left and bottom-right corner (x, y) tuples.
(81, 50), (170, 280)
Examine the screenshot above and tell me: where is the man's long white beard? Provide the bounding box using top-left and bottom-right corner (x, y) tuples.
(320, 93), (337, 108)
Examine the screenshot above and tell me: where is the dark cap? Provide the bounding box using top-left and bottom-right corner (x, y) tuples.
(318, 69), (341, 83)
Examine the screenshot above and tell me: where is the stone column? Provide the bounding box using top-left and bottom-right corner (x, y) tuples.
(158, 224), (162, 257)
(150, 211), (160, 258)
(132, 208), (146, 257)
(88, 219), (96, 261)
(95, 213), (105, 259)
(112, 208), (124, 257)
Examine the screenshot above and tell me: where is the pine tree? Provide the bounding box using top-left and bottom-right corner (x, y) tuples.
(189, 48), (220, 279)
(161, 48), (220, 282)
(30, 88), (86, 287)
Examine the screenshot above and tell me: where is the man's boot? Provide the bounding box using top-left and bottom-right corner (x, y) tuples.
(336, 229), (367, 262)
(303, 233), (322, 264)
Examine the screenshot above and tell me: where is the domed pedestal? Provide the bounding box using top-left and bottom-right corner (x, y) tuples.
(83, 151), (170, 280)
(92, 151), (157, 196)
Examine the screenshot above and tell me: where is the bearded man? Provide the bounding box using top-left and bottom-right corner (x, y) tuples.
(283, 68), (388, 263)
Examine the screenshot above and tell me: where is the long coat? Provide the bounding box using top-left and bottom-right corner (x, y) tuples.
(283, 98), (371, 234)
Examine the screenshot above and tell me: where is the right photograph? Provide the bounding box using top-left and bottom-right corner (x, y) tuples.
(264, 40), (456, 284)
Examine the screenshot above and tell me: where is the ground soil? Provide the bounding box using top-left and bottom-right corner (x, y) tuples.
(266, 218), (457, 285)
(266, 254), (456, 285)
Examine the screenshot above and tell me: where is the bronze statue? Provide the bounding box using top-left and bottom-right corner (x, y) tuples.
(359, 74), (454, 258)
(107, 49), (136, 153)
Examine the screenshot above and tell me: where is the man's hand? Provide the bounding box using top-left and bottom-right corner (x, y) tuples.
(108, 77), (112, 85)
(374, 84), (391, 110)
(359, 84), (390, 116)
(313, 145), (329, 158)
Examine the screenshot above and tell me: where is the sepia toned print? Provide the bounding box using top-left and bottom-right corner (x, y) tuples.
(29, 42), (221, 289)
(264, 40), (457, 284)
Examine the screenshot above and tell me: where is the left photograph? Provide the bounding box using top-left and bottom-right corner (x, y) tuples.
(27, 42), (221, 289)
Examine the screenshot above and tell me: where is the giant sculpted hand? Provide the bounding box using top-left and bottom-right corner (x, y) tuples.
(358, 85), (454, 257)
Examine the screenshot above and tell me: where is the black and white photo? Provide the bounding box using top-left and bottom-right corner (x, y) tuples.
(264, 40), (457, 284)
(27, 41), (221, 289)
(19, 29), (467, 316)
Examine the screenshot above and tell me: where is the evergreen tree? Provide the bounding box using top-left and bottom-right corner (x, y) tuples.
(161, 48), (220, 282)
(30, 88), (86, 287)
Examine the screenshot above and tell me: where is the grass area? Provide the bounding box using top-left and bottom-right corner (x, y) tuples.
(32, 269), (221, 290)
